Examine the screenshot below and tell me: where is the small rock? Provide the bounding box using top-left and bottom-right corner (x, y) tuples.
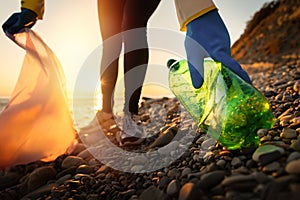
(74, 173), (92, 180)
(286, 159), (300, 174)
(232, 166), (249, 174)
(139, 186), (168, 200)
(23, 183), (57, 199)
(287, 151), (300, 163)
(119, 189), (136, 197)
(252, 144), (284, 166)
(131, 165), (144, 172)
(181, 167), (192, 177)
(260, 135), (272, 142)
(293, 81), (300, 92)
(179, 182), (203, 200)
(27, 166), (57, 191)
(195, 137), (205, 145)
(62, 156), (86, 169)
(257, 129), (268, 138)
(166, 179), (180, 196)
(221, 174), (255, 187)
(157, 141), (179, 155)
(262, 161), (281, 172)
(56, 174), (72, 185)
(201, 138), (217, 150)
(71, 143), (86, 155)
(231, 157), (242, 168)
(167, 168), (180, 178)
(96, 165), (109, 174)
(157, 171), (165, 177)
(56, 166), (77, 178)
(0, 172), (22, 190)
(149, 130), (175, 148)
(216, 159), (226, 168)
(76, 165), (94, 174)
(77, 149), (93, 161)
(289, 183), (300, 198)
(199, 170), (226, 190)
(129, 155), (148, 165)
(157, 176), (171, 189)
(280, 128), (297, 139)
(252, 172), (269, 184)
(291, 139), (300, 151)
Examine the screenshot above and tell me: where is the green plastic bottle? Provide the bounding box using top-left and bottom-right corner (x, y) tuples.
(167, 59), (275, 150)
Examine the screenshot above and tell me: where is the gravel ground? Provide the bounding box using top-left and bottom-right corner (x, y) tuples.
(1, 62), (300, 200)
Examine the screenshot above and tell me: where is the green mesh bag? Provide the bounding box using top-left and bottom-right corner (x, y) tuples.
(167, 59), (275, 150)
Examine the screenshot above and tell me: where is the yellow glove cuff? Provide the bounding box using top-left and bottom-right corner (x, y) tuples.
(21, 0), (44, 19)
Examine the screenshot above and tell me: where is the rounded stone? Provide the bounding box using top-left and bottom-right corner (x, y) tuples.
(286, 159), (300, 174)
(291, 139), (300, 151)
(62, 156), (87, 169)
(166, 179), (179, 196)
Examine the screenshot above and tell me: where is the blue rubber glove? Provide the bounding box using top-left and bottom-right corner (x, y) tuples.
(185, 9), (252, 89)
(2, 8), (37, 35)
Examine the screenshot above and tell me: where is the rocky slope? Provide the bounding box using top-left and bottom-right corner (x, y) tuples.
(232, 0), (300, 67)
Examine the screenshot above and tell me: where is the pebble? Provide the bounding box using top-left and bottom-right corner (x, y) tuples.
(23, 183), (57, 199)
(166, 179), (180, 196)
(71, 143), (86, 156)
(195, 137), (205, 145)
(0, 172), (22, 190)
(149, 130), (175, 148)
(167, 168), (180, 178)
(231, 157), (242, 168)
(221, 174), (255, 187)
(290, 138), (300, 151)
(157, 141), (179, 155)
(131, 165), (144, 172)
(216, 159), (226, 168)
(280, 128), (297, 139)
(139, 186), (168, 200)
(178, 182), (203, 200)
(76, 165), (94, 174)
(201, 138), (217, 150)
(287, 151), (300, 163)
(252, 171), (269, 184)
(181, 167), (192, 177)
(157, 176), (171, 190)
(129, 155), (148, 165)
(198, 170), (226, 190)
(262, 161), (281, 172)
(56, 174), (72, 185)
(77, 149), (94, 161)
(119, 189), (136, 197)
(96, 165), (109, 174)
(232, 166), (249, 174)
(252, 144), (285, 165)
(285, 159), (300, 174)
(61, 156), (87, 169)
(257, 129), (268, 138)
(27, 166), (57, 191)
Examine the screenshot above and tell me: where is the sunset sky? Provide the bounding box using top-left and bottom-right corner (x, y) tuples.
(0, 0), (272, 98)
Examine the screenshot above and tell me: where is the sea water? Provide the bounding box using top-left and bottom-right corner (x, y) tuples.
(0, 96), (124, 129)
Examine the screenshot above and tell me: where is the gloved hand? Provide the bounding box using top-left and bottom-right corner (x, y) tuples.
(185, 9), (252, 89)
(2, 8), (37, 35)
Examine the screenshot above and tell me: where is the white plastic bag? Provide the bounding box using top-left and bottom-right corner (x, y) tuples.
(0, 29), (76, 168)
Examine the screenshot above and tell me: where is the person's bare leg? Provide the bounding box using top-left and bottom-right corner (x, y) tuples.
(98, 0), (126, 115)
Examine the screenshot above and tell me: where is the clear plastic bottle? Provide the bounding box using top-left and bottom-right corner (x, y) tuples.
(167, 59), (275, 150)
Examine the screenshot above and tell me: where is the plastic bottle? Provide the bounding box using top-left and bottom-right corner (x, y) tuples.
(167, 59), (275, 150)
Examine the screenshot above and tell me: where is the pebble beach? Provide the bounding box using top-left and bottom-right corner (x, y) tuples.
(1, 61), (300, 200)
